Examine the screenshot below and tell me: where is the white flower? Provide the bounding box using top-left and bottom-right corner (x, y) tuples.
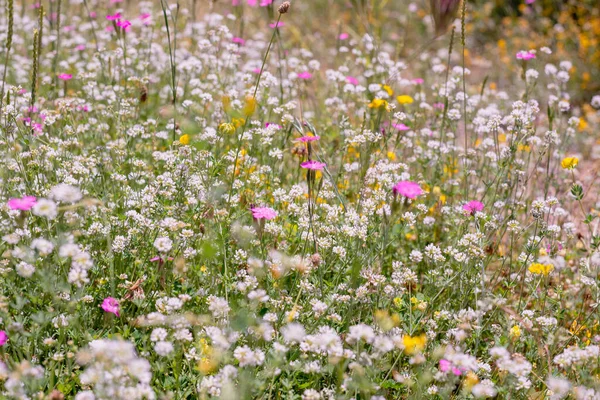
(16, 261), (35, 278)
(281, 323), (306, 344)
(154, 341), (174, 356)
(50, 184), (82, 203)
(32, 199), (58, 219)
(153, 237), (173, 253)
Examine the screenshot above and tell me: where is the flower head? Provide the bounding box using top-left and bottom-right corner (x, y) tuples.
(368, 98), (390, 111)
(101, 297), (120, 317)
(528, 262), (553, 276)
(0, 331), (7, 346)
(301, 160), (326, 170)
(561, 156), (579, 170)
(463, 200), (484, 215)
(516, 50), (536, 60)
(393, 181), (424, 199)
(296, 135), (320, 143)
(58, 73), (72, 81)
(251, 206), (277, 220)
(297, 71), (312, 80)
(402, 334), (427, 355)
(396, 95), (414, 105)
(7, 196), (37, 211)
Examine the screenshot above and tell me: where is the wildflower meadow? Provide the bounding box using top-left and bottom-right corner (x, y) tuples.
(1, 0), (600, 398)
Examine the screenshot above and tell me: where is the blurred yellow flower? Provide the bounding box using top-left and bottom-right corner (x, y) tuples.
(402, 334), (427, 355)
(510, 325), (521, 338)
(561, 156), (579, 169)
(243, 95), (257, 116)
(368, 98), (390, 111)
(219, 122), (236, 135)
(397, 95), (414, 105)
(179, 134), (190, 145)
(382, 84), (393, 96)
(528, 262), (553, 276)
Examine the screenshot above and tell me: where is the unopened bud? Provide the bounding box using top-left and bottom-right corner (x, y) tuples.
(278, 1), (290, 14)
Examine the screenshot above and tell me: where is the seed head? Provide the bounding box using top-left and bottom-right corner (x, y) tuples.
(278, 1), (290, 14)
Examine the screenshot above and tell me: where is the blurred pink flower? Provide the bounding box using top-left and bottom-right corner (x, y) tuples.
(301, 160), (326, 170)
(393, 123), (410, 131)
(392, 181), (423, 199)
(516, 50), (536, 60)
(251, 206), (277, 220)
(117, 20), (132, 31)
(296, 135), (320, 142)
(101, 297), (120, 317)
(439, 359), (464, 376)
(346, 76), (358, 85)
(106, 12), (121, 20)
(297, 71), (312, 79)
(412, 78), (424, 84)
(463, 200), (484, 214)
(269, 21), (284, 28)
(8, 196), (37, 211)
(339, 33), (349, 40)
(0, 331), (7, 346)
(232, 37), (245, 45)
(58, 73), (72, 81)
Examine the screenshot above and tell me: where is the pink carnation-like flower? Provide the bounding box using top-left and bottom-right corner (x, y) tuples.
(463, 200), (484, 214)
(516, 50), (536, 60)
(101, 297), (120, 317)
(296, 135), (320, 143)
(297, 71), (312, 80)
(58, 73), (72, 81)
(392, 181), (423, 199)
(346, 76), (359, 85)
(7, 196), (37, 211)
(393, 123), (410, 131)
(301, 160), (326, 170)
(0, 331), (7, 346)
(106, 12), (121, 20)
(251, 206), (277, 220)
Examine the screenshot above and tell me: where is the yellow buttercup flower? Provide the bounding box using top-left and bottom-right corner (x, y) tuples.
(528, 262), (553, 276)
(402, 334), (427, 355)
(382, 84), (393, 96)
(219, 122), (236, 135)
(509, 325), (521, 338)
(179, 134), (190, 145)
(396, 95), (414, 105)
(561, 156), (579, 169)
(368, 98), (390, 112)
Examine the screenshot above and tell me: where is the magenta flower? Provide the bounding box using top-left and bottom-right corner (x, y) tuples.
(393, 123), (410, 131)
(116, 20), (132, 31)
(106, 12), (121, 20)
(58, 73), (72, 81)
(463, 200), (484, 215)
(297, 71), (312, 80)
(301, 160), (326, 170)
(0, 331), (7, 346)
(439, 359), (463, 376)
(232, 37), (245, 45)
(296, 135), (320, 143)
(412, 78), (424, 84)
(7, 196), (37, 211)
(346, 76), (359, 85)
(251, 206), (277, 220)
(101, 297), (120, 317)
(516, 50), (536, 60)
(339, 33), (349, 40)
(392, 181), (423, 199)
(269, 21), (284, 28)
(265, 122), (282, 129)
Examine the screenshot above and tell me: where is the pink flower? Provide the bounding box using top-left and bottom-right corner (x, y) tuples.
(116, 20), (132, 31)
(339, 33), (349, 40)
(412, 78), (424, 84)
(150, 256), (174, 263)
(265, 122), (282, 129)
(106, 12), (121, 20)
(0, 331), (7, 346)
(392, 181), (423, 199)
(7, 196), (37, 211)
(251, 206), (277, 220)
(269, 21), (284, 28)
(516, 50), (536, 60)
(346, 76), (359, 85)
(58, 73), (72, 81)
(463, 200), (484, 215)
(297, 71), (312, 80)
(260, 0), (273, 5)
(393, 123), (410, 131)
(525, 0), (535, 4)
(301, 160), (326, 170)
(101, 297), (120, 317)
(76, 44), (86, 51)
(439, 359), (463, 376)
(232, 37), (245, 45)
(296, 135), (320, 142)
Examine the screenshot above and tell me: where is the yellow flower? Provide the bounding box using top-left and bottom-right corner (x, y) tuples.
(386, 151), (396, 161)
(219, 122), (236, 135)
(528, 262), (554, 276)
(402, 334), (427, 355)
(396, 95), (414, 105)
(368, 98), (390, 111)
(382, 84), (393, 96)
(243, 95), (257, 116)
(179, 134), (190, 145)
(561, 156), (579, 169)
(510, 325), (521, 339)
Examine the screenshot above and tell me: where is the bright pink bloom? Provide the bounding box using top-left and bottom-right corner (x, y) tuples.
(463, 200), (484, 214)
(297, 71), (312, 80)
(58, 73), (72, 81)
(269, 21), (284, 28)
(516, 50), (536, 60)
(0, 331), (7, 346)
(252, 68), (262, 74)
(346, 76), (359, 85)
(412, 78), (424, 84)
(433, 102), (445, 109)
(76, 44), (86, 51)
(301, 160), (326, 170)
(339, 33), (349, 40)
(106, 12), (121, 20)
(232, 37), (245, 45)
(393, 123), (410, 131)
(392, 181), (423, 199)
(7, 196), (37, 211)
(260, 0), (273, 5)
(439, 359), (464, 376)
(116, 20), (132, 31)
(265, 122), (282, 129)
(251, 206), (277, 220)
(296, 135), (320, 142)
(101, 297), (120, 317)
